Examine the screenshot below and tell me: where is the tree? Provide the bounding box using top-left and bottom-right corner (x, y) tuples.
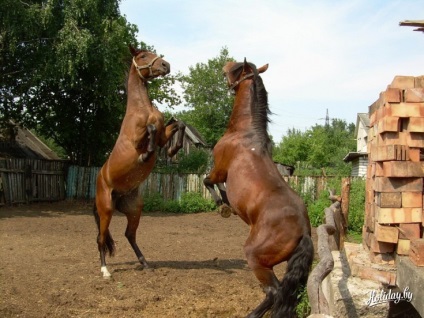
(273, 119), (356, 175)
(1, 0), (180, 166)
(177, 47), (235, 146)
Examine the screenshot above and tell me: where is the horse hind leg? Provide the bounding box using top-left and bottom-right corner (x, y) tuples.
(93, 199), (115, 278)
(246, 266), (279, 318)
(271, 235), (314, 318)
(117, 191), (149, 269)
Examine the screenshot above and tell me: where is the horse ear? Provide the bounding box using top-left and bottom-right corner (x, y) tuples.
(258, 64), (269, 74)
(243, 58), (250, 72)
(129, 45), (138, 57)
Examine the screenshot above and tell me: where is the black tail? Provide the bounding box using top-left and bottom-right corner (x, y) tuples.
(93, 202), (115, 257)
(272, 235), (314, 318)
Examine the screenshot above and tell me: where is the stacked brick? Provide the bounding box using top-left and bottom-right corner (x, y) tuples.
(364, 75), (424, 267)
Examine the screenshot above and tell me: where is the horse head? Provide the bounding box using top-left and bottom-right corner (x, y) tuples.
(129, 45), (170, 80)
(223, 59), (268, 90)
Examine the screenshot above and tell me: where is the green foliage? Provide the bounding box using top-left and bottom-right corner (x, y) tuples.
(348, 177), (365, 233)
(143, 191), (216, 213)
(273, 119), (356, 176)
(177, 47), (235, 146)
(296, 285), (311, 318)
(307, 190), (328, 227)
(179, 192), (216, 213)
(175, 149), (210, 174)
(143, 192), (164, 212)
(1, 0), (180, 166)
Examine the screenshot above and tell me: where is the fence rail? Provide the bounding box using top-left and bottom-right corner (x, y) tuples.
(0, 160), (347, 206)
(66, 165), (335, 202)
(66, 165), (212, 201)
(0, 158), (67, 205)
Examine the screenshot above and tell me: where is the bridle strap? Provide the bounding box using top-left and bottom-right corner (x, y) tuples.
(132, 56), (160, 80)
(229, 72), (255, 90)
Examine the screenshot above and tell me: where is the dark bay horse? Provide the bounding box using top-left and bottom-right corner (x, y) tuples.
(203, 60), (314, 318)
(94, 46), (185, 278)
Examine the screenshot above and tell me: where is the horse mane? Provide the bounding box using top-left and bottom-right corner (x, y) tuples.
(228, 62), (272, 153)
(251, 74), (272, 153)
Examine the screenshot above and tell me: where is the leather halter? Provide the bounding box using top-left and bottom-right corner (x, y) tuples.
(228, 72), (255, 90)
(132, 56), (160, 80)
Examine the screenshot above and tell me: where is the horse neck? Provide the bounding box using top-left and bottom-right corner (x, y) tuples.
(126, 68), (153, 112)
(228, 81), (255, 131)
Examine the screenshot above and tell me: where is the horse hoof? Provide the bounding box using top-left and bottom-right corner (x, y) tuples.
(101, 266), (112, 278)
(219, 204), (232, 218)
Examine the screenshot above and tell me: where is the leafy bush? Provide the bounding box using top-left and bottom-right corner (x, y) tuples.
(176, 149), (210, 174)
(179, 192), (216, 213)
(142, 191), (216, 213)
(143, 192), (164, 212)
(348, 177), (365, 233)
(307, 190), (328, 227)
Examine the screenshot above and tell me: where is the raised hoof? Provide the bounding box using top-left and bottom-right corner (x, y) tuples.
(218, 204), (233, 218)
(138, 153), (149, 163)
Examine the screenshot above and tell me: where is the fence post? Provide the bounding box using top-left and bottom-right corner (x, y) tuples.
(341, 177), (350, 238)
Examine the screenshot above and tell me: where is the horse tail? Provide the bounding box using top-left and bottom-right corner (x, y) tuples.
(93, 202), (115, 257)
(272, 235), (314, 318)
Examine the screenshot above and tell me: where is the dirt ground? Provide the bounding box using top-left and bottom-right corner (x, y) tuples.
(0, 201), (318, 318)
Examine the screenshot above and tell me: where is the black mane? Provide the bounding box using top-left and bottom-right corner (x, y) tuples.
(251, 74), (272, 152)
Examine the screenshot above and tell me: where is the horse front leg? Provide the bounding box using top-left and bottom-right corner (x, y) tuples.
(166, 121), (185, 157)
(139, 124), (157, 163)
(203, 172), (234, 217)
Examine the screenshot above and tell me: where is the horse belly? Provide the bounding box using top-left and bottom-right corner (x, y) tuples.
(106, 153), (156, 193)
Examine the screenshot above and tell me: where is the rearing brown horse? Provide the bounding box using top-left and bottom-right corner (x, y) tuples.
(94, 46), (185, 278)
(203, 60), (313, 318)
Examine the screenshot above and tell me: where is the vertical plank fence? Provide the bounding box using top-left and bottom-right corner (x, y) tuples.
(0, 158), (67, 205)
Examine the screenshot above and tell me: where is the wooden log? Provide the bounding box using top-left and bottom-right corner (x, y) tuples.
(341, 178), (350, 238)
(374, 223), (399, 243)
(398, 223), (421, 240)
(376, 206), (422, 223)
(404, 88), (424, 103)
(373, 177), (423, 192)
(307, 223), (335, 315)
(376, 192), (402, 208)
(397, 239), (411, 255)
(409, 239), (424, 266)
(382, 161), (424, 178)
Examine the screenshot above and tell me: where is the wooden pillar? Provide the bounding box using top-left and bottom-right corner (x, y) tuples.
(341, 177), (351, 236)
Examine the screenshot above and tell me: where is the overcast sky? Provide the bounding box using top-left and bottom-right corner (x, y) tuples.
(119, 0), (424, 142)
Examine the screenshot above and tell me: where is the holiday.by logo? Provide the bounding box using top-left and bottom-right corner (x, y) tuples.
(366, 287), (413, 307)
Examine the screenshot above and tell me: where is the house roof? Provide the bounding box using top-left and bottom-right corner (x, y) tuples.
(400, 20), (424, 33)
(343, 151), (368, 163)
(0, 122), (61, 160)
(165, 117), (207, 147)
(355, 113), (370, 137)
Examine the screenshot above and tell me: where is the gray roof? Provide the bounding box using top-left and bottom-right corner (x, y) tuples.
(0, 122), (61, 160)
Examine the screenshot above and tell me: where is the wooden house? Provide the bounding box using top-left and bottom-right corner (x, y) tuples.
(343, 113), (369, 177)
(0, 121), (61, 160)
(157, 117), (208, 165)
(0, 121), (65, 205)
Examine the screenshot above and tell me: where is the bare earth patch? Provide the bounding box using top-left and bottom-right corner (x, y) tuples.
(0, 202), (320, 318)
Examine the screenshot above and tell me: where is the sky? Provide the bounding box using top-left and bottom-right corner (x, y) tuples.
(119, 0), (424, 142)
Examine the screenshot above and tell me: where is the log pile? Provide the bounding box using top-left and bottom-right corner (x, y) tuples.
(365, 75), (424, 266)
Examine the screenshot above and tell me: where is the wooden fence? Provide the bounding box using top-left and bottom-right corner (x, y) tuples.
(0, 160), (344, 205)
(0, 158), (67, 205)
(66, 165), (335, 202)
(66, 165), (212, 201)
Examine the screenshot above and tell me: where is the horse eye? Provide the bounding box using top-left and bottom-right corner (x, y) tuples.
(140, 54), (146, 59)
